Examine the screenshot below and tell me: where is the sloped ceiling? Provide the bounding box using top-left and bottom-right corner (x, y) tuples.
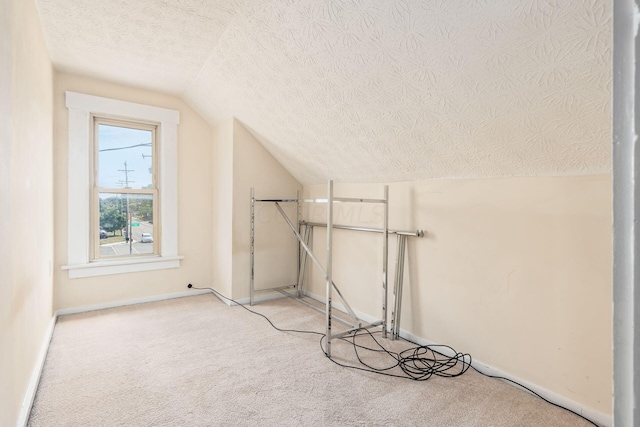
(36, 0), (611, 184)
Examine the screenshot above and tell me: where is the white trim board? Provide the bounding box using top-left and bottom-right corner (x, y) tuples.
(16, 316), (56, 427)
(63, 91), (182, 278)
(55, 289), (211, 316)
(299, 290), (611, 427)
(18, 289), (610, 427)
(401, 330), (612, 427)
(18, 290), (212, 426)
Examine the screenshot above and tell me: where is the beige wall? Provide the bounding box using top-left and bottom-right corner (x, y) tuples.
(304, 174), (612, 415)
(231, 120), (301, 299)
(0, 2), (613, 425)
(212, 118), (234, 298)
(53, 72), (213, 310)
(0, 0), (54, 425)
(211, 118), (302, 300)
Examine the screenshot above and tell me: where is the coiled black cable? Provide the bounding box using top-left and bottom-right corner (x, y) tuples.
(188, 285), (598, 426)
(321, 327), (471, 381)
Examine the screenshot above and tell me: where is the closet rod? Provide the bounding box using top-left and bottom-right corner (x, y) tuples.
(300, 221), (424, 238)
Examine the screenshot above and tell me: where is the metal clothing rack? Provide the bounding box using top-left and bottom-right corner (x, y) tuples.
(250, 181), (424, 356)
(249, 189), (301, 306)
(300, 221), (424, 340)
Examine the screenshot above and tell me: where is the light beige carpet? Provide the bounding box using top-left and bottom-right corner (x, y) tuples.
(28, 294), (595, 426)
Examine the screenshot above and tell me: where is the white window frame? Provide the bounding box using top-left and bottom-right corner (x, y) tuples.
(62, 92), (183, 278)
(92, 116), (159, 260)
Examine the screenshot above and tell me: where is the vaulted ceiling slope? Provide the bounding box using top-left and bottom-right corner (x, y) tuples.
(36, 0), (612, 184)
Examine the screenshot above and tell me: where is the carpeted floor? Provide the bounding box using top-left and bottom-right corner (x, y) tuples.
(28, 294), (594, 426)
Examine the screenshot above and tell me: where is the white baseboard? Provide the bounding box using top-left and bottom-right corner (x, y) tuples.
(204, 285), (302, 307)
(301, 290), (611, 427)
(18, 290), (212, 426)
(31, 288), (612, 427)
(17, 286), (266, 427)
(17, 315), (56, 427)
(400, 330), (612, 427)
(55, 289), (211, 317)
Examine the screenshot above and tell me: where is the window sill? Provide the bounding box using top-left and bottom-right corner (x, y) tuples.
(62, 255), (184, 279)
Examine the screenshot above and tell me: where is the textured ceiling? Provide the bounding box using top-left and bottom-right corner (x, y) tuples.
(36, 0), (247, 93)
(37, 0), (612, 184)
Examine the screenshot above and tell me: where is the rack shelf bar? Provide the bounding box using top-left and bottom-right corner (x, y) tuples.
(329, 320), (384, 340)
(302, 197), (385, 204)
(276, 289), (359, 328)
(252, 284), (297, 295)
(333, 197), (387, 204)
(300, 221), (424, 238)
(255, 199), (298, 203)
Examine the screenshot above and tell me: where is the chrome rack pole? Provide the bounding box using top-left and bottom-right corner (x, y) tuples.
(382, 185), (389, 338)
(296, 190), (302, 298)
(308, 226), (313, 292)
(297, 225), (311, 297)
(326, 180), (334, 356)
(392, 234), (407, 340)
(391, 234), (400, 339)
(250, 187), (255, 306)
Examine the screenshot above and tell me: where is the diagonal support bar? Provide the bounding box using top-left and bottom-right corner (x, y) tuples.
(273, 202), (361, 327)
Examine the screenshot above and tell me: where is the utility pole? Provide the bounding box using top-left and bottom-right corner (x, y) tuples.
(117, 162), (135, 188)
(118, 162), (135, 254)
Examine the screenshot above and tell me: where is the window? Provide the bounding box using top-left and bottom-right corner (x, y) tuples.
(63, 92), (182, 278)
(93, 118), (158, 259)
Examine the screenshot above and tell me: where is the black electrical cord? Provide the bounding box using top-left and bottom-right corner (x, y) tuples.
(468, 366), (598, 426)
(187, 284), (323, 338)
(321, 327), (471, 381)
(188, 285), (599, 426)
(325, 332), (598, 427)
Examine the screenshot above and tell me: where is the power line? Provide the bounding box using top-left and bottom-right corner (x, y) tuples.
(99, 142), (151, 152)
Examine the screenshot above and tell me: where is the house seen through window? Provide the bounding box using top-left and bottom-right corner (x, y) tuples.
(94, 117), (158, 259)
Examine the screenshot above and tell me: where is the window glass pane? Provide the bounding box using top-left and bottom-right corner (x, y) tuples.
(98, 124), (153, 190)
(99, 193), (155, 257)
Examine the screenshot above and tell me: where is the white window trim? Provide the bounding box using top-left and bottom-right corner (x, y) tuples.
(62, 91), (183, 278)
